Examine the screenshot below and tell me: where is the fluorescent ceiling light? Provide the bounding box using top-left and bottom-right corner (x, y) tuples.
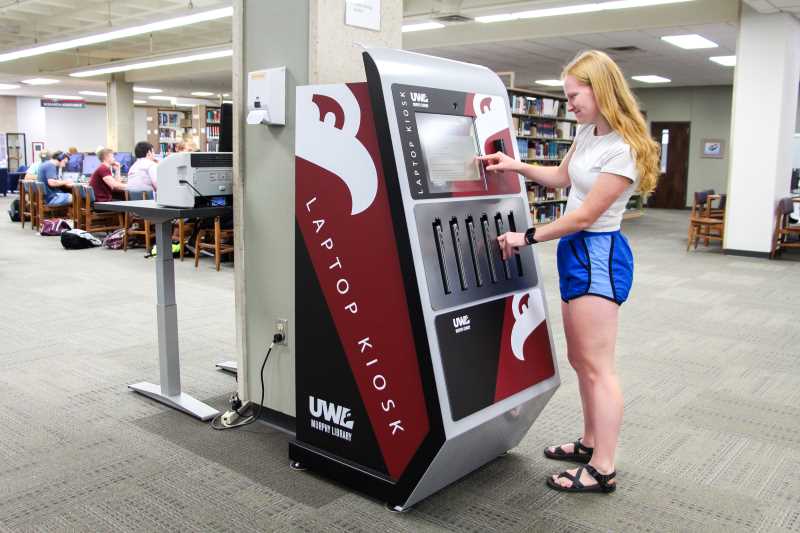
(44, 94), (84, 99)
(149, 95), (176, 101)
(133, 86), (162, 93)
(176, 103), (194, 107)
(535, 79), (564, 87)
(632, 75), (671, 83)
(402, 22), (445, 32)
(22, 78), (60, 85)
(222, 93), (230, 97)
(70, 49), (233, 77)
(476, 0), (692, 23)
(0, 7), (232, 64)
(709, 55), (736, 66)
(222, 100), (233, 104)
(661, 34), (718, 49)
(133, 99), (147, 104)
(79, 90), (106, 96)
(0, 83), (20, 89)
(191, 91), (215, 97)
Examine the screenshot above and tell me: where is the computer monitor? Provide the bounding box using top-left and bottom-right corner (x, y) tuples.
(115, 152), (134, 174)
(66, 153), (84, 173)
(82, 154), (100, 176)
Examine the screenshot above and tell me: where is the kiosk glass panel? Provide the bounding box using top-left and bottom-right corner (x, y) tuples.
(416, 113), (485, 193)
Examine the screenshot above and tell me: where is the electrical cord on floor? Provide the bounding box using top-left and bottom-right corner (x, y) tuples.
(210, 333), (283, 431)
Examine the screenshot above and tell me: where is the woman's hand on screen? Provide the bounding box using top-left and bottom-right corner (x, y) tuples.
(479, 152), (519, 173)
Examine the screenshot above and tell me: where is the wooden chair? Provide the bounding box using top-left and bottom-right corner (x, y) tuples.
(687, 190), (724, 251)
(32, 182), (71, 228)
(28, 180), (41, 231)
(123, 190), (155, 251)
(19, 179), (35, 229)
(71, 184), (85, 230)
(178, 219), (196, 261)
(770, 197), (800, 258)
(77, 185), (124, 234)
(194, 217), (234, 271)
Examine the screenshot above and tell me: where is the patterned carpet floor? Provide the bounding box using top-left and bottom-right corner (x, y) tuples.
(1, 196), (799, 532)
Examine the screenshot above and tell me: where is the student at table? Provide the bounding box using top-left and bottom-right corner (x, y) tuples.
(127, 141), (158, 193)
(89, 148), (127, 202)
(25, 151), (49, 181)
(37, 151), (74, 206)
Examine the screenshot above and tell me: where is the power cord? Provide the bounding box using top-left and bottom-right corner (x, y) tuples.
(178, 179), (204, 197)
(210, 332), (283, 430)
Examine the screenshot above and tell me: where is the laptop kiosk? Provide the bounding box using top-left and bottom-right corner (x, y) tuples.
(291, 48), (560, 511)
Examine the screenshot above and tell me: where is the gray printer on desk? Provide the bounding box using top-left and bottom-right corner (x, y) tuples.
(157, 152), (233, 208)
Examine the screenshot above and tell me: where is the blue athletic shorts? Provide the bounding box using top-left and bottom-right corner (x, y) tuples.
(556, 230), (634, 305)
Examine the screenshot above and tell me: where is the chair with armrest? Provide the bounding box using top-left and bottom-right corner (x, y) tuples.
(122, 189), (156, 251)
(194, 217), (234, 271)
(78, 185), (124, 235)
(32, 182), (71, 228)
(770, 197), (800, 258)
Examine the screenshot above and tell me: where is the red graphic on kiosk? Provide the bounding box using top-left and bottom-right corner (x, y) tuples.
(295, 83), (429, 479)
(494, 289), (555, 402)
(464, 92), (520, 196)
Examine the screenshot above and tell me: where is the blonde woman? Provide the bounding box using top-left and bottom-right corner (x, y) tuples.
(481, 50), (659, 493)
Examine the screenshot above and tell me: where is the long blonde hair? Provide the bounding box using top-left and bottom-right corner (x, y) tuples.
(562, 50), (659, 194)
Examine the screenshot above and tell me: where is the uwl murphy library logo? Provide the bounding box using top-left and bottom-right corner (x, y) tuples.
(309, 396), (354, 442)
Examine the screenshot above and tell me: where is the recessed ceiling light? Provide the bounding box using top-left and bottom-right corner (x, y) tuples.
(149, 95), (176, 101)
(402, 22), (445, 32)
(535, 79), (564, 87)
(133, 99), (147, 104)
(0, 83), (20, 89)
(475, 0), (693, 23)
(191, 91), (215, 97)
(44, 94), (84, 100)
(0, 7), (232, 64)
(133, 86), (162, 94)
(79, 90), (106, 96)
(22, 78), (60, 85)
(661, 34), (718, 49)
(709, 55), (736, 66)
(70, 49), (233, 78)
(632, 75), (671, 83)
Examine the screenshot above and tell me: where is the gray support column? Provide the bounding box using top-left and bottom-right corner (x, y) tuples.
(155, 221), (181, 397)
(106, 73), (135, 151)
(724, 7), (800, 255)
(234, 0), (401, 417)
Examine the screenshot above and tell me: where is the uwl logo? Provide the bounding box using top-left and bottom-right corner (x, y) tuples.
(309, 396), (354, 429)
(410, 92), (429, 103)
(453, 314), (471, 333)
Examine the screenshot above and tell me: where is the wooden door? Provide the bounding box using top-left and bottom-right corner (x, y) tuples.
(649, 122), (689, 209)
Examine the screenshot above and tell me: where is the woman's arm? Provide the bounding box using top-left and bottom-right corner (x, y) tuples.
(497, 172), (632, 259)
(479, 142), (575, 188)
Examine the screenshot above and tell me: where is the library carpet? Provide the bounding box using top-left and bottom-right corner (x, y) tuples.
(0, 196), (798, 532)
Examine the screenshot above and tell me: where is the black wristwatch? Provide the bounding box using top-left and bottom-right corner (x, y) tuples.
(524, 227), (537, 245)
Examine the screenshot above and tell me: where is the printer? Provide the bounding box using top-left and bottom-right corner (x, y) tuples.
(156, 152), (233, 208)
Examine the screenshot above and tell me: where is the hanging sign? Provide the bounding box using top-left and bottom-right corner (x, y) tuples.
(345, 0), (380, 31)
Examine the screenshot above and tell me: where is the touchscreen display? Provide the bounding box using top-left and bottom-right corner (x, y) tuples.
(416, 113), (485, 193)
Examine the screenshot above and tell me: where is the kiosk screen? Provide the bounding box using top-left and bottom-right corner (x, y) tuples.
(416, 113), (485, 193)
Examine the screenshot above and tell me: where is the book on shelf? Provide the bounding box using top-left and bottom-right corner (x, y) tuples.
(527, 185), (569, 204)
(517, 138), (571, 160)
(509, 94), (563, 118)
(531, 203), (565, 224)
(206, 109), (221, 123)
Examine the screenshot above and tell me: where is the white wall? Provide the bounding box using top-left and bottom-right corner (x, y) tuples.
(636, 86), (733, 207)
(13, 96), (147, 162)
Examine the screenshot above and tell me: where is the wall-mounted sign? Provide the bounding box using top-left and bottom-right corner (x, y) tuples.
(345, 0), (380, 31)
(41, 98), (85, 109)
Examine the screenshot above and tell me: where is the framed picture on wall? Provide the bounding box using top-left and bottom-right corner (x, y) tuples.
(32, 141), (45, 162)
(701, 139), (724, 159)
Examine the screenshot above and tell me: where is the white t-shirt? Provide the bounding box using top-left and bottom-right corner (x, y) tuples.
(565, 124), (639, 232)
(126, 158), (158, 192)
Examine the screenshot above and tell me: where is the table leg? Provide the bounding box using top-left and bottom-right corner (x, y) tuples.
(128, 220), (220, 421)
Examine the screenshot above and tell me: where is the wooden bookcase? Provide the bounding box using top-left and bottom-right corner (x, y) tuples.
(146, 108), (190, 155)
(193, 104), (221, 152)
(507, 86), (644, 224)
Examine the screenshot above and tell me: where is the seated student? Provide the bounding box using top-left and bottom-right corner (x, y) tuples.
(126, 141), (158, 192)
(25, 151), (49, 181)
(37, 151), (74, 206)
(89, 148), (127, 202)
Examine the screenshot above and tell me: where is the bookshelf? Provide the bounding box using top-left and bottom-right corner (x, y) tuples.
(507, 85), (645, 223)
(146, 108), (190, 155)
(193, 104), (221, 152)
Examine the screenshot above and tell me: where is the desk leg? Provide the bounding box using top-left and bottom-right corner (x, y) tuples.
(128, 220), (220, 421)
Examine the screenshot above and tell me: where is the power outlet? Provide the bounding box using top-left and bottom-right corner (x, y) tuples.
(274, 319), (288, 345)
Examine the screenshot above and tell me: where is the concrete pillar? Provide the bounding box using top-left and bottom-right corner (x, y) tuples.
(234, 0), (402, 417)
(724, 7), (800, 255)
(106, 74), (135, 151)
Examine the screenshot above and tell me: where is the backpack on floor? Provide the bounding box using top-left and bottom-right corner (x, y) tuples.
(8, 198), (19, 222)
(60, 229), (101, 249)
(40, 218), (71, 236)
(103, 228), (126, 249)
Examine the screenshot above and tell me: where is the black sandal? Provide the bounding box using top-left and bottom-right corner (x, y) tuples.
(544, 438), (593, 463)
(546, 464), (616, 493)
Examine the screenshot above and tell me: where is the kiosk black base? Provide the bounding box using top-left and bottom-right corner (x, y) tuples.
(292, 48), (560, 510)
